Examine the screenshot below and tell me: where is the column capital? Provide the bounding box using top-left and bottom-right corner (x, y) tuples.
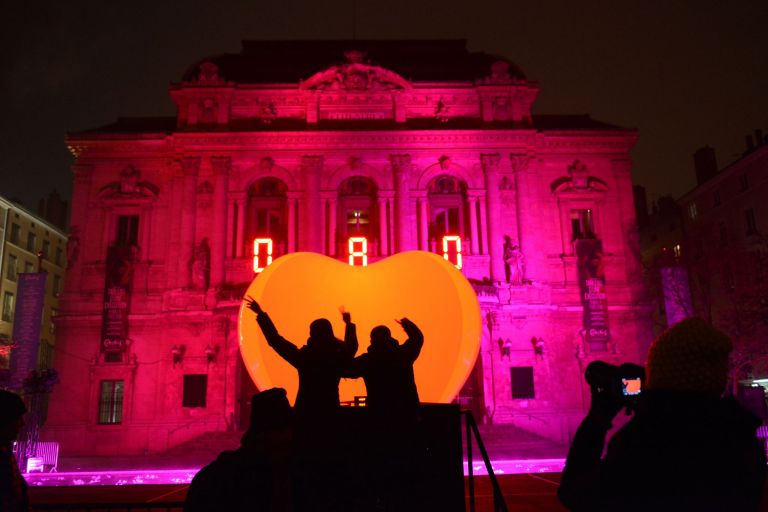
(181, 156), (201, 176)
(509, 153), (533, 173)
(389, 154), (412, 172)
(211, 156), (232, 175)
(301, 155), (324, 171)
(480, 153), (501, 171)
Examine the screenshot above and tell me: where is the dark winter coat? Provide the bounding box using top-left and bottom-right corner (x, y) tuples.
(558, 392), (767, 512)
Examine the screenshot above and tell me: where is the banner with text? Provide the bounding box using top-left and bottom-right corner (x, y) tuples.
(101, 246), (133, 353)
(9, 272), (48, 390)
(575, 239), (610, 347)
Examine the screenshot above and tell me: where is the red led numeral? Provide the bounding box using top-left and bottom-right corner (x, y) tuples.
(348, 237), (368, 267)
(253, 238), (273, 273)
(442, 235), (462, 269)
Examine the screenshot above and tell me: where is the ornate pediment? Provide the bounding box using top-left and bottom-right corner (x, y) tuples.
(99, 166), (159, 199)
(300, 51), (411, 92)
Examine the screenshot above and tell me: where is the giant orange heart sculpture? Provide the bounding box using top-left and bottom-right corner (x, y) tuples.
(238, 251), (482, 404)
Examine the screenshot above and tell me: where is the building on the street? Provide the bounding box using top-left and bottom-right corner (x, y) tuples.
(45, 40), (653, 455)
(0, 195), (67, 377)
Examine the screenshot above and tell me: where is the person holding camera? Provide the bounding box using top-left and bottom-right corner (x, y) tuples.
(558, 317), (766, 512)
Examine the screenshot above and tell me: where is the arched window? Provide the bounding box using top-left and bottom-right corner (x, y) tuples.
(246, 178), (287, 256)
(427, 175), (467, 253)
(337, 176), (379, 258)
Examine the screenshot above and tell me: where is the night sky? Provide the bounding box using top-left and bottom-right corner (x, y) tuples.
(2, 0), (766, 214)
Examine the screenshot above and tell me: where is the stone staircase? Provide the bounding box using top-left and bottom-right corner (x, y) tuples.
(471, 423), (568, 460)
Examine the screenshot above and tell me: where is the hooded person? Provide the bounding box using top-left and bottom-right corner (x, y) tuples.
(558, 317), (767, 512)
(0, 390), (28, 512)
(184, 388), (295, 512)
(246, 298), (357, 422)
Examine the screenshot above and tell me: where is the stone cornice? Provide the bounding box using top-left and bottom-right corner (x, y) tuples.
(67, 129), (636, 157)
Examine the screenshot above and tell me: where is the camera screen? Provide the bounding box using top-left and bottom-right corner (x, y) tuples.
(622, 378), (642, 396)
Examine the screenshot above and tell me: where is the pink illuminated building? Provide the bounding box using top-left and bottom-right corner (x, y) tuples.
(45, 41), (652, 456)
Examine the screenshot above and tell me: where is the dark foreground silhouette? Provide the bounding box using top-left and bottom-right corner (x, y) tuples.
(558, 318), (767, 512)
(0, 389), (29, 512)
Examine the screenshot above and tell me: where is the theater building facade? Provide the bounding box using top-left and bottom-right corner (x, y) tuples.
(45, 40), (652, 455)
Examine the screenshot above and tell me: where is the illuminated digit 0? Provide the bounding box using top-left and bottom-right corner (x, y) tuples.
(253, 238), (274, 273)
(348, 237), (368, 267)
(442, 235), (462, 270)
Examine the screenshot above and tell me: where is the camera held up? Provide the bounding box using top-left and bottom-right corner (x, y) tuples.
(585, 360), (645, 413)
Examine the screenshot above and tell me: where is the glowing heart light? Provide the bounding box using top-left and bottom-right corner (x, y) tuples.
(238, 251), (482, 404)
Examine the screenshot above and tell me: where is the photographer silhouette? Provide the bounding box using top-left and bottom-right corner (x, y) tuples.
(558, 318), (766, 512)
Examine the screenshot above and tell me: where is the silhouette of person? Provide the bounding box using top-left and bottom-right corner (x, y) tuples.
(184, 388), (294, 512)
(246, 298), (357, 421)
(558, 318), (767, 512)
(0, 390), (28, 512)
(246, 299), (358, 512)
(344, 318), (425, 511)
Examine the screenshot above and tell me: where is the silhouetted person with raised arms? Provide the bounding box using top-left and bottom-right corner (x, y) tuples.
(246, 298), (357, 421)
(185, 388), (294, 512)
(344, 318), (425, 511)
(558, 317), (767, 512)
(0, 390), (29, 512)
(246, 298), (357, 512)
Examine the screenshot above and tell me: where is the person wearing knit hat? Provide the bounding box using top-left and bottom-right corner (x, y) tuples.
(559, 318), (766, 512)
(0, 389), (28, 512)
(184, 388), (294, 512)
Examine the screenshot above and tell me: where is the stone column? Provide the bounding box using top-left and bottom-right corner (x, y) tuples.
(418, 194), (429, 251)
(482, 154), (504, 282)
(226, 200), (235, 258)
(327, 195), (337, 257)
(478, 197), (488, 256)
(511, 154), (538, 281)
(178, 157), (200, 288)
(235, 196), (245, 258)
(378, 197), (389, 257)
(468, 195), (479, 256)
(391, 154), (413, 252)
(287, 194), (298, 253)
(210, 156), (230, 288)
(301, 156), (323, 253)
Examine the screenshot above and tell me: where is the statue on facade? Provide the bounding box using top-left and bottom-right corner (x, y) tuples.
(503, 235), (525, 285)
(191, 238), (210, 291)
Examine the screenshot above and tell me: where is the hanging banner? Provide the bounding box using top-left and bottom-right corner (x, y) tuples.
(101, 246), (133, 353)
(9, 272), (48, 390)
(575, 239), (610, 346)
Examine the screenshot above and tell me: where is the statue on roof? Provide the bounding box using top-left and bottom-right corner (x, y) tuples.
(300, 52), (411, 92)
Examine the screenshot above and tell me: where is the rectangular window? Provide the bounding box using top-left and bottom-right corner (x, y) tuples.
(719, 222), (728, 247)
(24, 261), (34, 273)
(53, 274), (61, 296)
(6, 254), (18, 282)
(41, 239), (50, 259)
(183, 374), (208, 408)
(26, 232), (37, 252)
(10, 223), (20, 245)
(740, 174), (749, 192)
(98, 380), (124, 424)
(55, 247), (63, 266)
(2, 292), (13, 321)
(511, 366), (535, 399)
(571, 209), (595, 240)
(745, 209), (758, 235)
(116, 215), (140, 247)
(687, 202), (698, 221)
(713, 191), (721, 207)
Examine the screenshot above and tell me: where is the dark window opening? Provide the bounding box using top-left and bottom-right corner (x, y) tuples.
(183, 374), (208, 408)
(571, 209), (595, 240)
(116, 215), (140, 247)
(511, 366), (535, 399)
(98, 380), (124, 424)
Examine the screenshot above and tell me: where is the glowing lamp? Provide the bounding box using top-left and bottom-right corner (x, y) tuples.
(442, 235), (462, 269)
(253, 238), (273, 273)
(238, 251), (482, 405)
(348, 237), (368, 266)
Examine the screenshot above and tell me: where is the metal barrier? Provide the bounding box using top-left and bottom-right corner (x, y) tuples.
(463, 409), (508, 512)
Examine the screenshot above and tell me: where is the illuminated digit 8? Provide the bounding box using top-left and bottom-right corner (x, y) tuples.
(253, 238), (273, 273)
(442, 235), (462, 270)
(348, 237), (368, 267)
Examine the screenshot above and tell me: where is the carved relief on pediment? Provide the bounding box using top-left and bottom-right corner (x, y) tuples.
(98, 165), (159, 200)
(300, 51), (412, 92)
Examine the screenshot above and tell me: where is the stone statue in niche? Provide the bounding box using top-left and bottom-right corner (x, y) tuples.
(196, 62), (224, 85)
(435, 98), (450, 122)
(191, 238), (210, 291)
(503, 235), (526, 285)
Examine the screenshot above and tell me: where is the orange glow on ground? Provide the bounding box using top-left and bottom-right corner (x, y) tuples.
(238, 251), (482, 405)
